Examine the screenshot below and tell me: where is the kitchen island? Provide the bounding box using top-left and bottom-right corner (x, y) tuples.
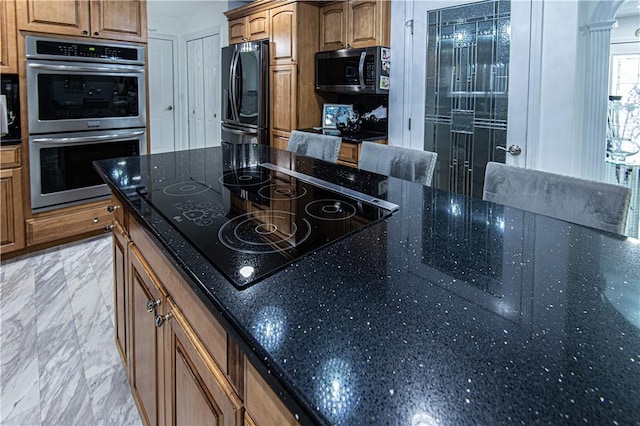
(95, 143), (640, 425)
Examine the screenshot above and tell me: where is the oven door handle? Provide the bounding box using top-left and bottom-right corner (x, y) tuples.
(32, 130), (145, 145)
(28, 63), (144, 73)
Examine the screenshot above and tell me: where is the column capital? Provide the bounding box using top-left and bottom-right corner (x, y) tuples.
(583, 20), (617, 33)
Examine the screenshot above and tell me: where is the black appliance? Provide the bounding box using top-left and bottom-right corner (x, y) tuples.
(315, 46), (390, 94)
(221, 40), (269, 145)
(135, 149), (397, 288)
(1, 74), (21, 144)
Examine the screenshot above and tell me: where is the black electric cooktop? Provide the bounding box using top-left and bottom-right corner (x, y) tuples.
(137, 162), (397, 288)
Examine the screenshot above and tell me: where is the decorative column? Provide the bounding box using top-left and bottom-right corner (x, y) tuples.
(581, 20), (617, 182)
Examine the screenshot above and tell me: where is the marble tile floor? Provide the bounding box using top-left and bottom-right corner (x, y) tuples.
(0, 234), (141, 425)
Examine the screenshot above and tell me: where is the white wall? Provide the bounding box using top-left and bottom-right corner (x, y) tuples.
(611, 15), (640, 43)
(148, 1), (230, 150)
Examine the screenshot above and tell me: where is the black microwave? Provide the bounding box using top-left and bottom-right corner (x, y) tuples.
(315, 46), (390, 94)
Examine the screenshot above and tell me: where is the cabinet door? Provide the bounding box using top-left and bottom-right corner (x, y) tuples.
(270, 65), (297, 134)
(129, 246), (164, 426)
(90, 0), (147, 43)
(0, 167), (25, 254)
(319, 2), (346, 51)
(247, 11), (269, 41)
(113, 222), (129, 367)
(228, 17), (246, 44)
(1, 0), (18, 74)
(347, 0), (388, 49)
(165, 300), (243, 426)
(16, 0), (90, 37)
(270, 3), (296, 64)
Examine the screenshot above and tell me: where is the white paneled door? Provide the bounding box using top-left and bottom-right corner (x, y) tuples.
(187, 33), (221, 149)
(148, 36), (177, 153)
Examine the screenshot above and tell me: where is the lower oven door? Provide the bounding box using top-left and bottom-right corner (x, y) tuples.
(29, 128), (146, 212)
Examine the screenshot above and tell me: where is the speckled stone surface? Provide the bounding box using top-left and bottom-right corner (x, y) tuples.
(95, 145), (640, 425)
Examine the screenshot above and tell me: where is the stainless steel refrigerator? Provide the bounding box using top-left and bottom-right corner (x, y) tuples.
(221, 40), (269, 145)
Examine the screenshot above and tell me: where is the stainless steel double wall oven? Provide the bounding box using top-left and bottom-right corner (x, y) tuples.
(26, 36), (147, 211)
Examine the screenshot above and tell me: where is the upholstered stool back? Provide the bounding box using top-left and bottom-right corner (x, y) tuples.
(287, 130), (342, 163)
(359, 142), (438, 186)
(483, 162), (632, 235)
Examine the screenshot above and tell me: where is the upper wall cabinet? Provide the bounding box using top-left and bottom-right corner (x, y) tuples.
(228, 11), (269, 44)
(16, 0), (147, 43)
(1, 0), (18, 74)
(319, 0), (390, 51)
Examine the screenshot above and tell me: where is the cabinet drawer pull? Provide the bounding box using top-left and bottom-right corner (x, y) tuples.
(104, 225), (115, 232)
(147, 299), (161, 312)
(107, 204), (121, 213)
(155, 312), (172, 328)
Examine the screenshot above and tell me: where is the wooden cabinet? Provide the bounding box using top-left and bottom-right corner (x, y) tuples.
(319, 0), (390, 51)
(0, 145), (25, 254)
(16, 0), (147, 43)
(269, 3), (297, 65)
(319, 2), (346, 52)
(26, 200), (113, 246)
(338, 139), (387, 168)
(113, 219), (129, 366)
(129, 244), (166, 426)
(268, 2), (321, 147)
(164, 299), (243, 426)
(1, 0), (18, 74)
(245, 359), (299, 426)
(229, 11), (269, 44)
(270, 65), (297, 136)
(113, 198), (299, 426)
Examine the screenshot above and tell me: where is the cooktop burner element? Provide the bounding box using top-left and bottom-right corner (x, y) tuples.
(219, 210), (311, 254)
(138, 165), (397, 288)
(258, 184), (308, 200)
(219, 169), (271, 187)
(305, 199), (356, 221)
(162, 180), (212, 196)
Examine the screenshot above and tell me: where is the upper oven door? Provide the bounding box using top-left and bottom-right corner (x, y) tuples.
(26, 60), (146, 134)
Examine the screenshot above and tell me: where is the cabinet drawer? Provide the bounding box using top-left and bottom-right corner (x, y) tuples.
(27, 201), (112, 246)
(338, 142), (359, 165)
(0, 145), (21, 167)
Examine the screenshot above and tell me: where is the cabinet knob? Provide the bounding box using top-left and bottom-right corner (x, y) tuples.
(93, 217), (99, 223)
(82, 30), (88, 35)
(94, 32), (99, 36)
(107, 204), (121, 213)
(155, 312), (172, 328)
(147, 299), (161, 312)
(104, 224), (115, 232)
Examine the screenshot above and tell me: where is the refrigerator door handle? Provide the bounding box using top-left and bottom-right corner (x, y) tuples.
(230, 49), (240, 121)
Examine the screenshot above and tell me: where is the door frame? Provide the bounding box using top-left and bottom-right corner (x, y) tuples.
(148, 33), (181, 151)
(390, 0), (543, 168)
(182, 26), (222, 149)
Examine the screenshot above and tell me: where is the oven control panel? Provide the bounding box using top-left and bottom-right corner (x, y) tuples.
(25, 36), (145, 65)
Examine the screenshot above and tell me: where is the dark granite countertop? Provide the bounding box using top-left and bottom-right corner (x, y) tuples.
(95, 144), (640, 425)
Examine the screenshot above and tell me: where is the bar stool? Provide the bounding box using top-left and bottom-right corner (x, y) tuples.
(483, 161), (632, 235)
(358, 142), (438, 186)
